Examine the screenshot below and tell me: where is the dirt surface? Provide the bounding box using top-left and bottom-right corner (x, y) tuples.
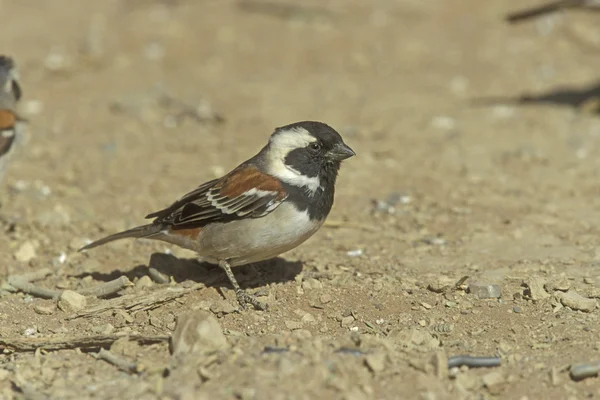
(1, 0), (600, 398)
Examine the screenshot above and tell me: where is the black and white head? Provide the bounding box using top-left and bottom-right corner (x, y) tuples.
(263, 121), (355, 194)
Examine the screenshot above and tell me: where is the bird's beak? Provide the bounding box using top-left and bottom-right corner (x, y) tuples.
(330, 143), (356, 161)
(329, 142), (356, 161)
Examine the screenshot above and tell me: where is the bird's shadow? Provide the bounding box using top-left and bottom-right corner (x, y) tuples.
(470, 80), (600, 114)
(74, 252), (303, 293)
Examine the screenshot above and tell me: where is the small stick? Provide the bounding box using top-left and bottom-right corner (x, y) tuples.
(7, 268), (60, 299)
(77, 276), (132, 297)
(67, 284), (203, 320)
(7, 278), (61, 299)
(148, 268), (170, 284)
(455, 276), (469, 289)
(0, 334), (169, 352)
(448, 355), (501, 369)
(570, 360), (600, 381)
(94, 348), (139, 374)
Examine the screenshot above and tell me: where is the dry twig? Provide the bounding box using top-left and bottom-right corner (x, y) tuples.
(94, 348), (140, 374)
(7, 268), (60, 299)
(66, 284), (203, 320)
(7, 270), (132, 299)
(148, 267), (170, 284)
(77, 276), (132, 297)
(0, 334), (169, 352)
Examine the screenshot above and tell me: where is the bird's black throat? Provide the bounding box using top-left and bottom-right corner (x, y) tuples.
(281, 161), (340, 221)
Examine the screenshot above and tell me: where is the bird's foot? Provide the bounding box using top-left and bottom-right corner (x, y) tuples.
(235, 289), (268, 311)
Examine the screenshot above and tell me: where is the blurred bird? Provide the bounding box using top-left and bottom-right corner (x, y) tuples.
(506, 0), (600, 23)
(0, 55), (24, 185)
(80, 121), (355, 310)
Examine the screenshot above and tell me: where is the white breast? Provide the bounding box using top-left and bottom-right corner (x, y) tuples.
(198, 202), (323, 266)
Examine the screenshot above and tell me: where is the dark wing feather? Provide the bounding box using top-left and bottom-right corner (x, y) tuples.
(147, 165), (288, 229)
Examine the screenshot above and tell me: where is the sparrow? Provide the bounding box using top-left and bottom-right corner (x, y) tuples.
(506, 0), (600, 23)
(0, 55), (23, 185)
(80, 121), (355, 309)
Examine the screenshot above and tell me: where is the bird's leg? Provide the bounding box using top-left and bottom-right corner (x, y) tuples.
(218, 260), (267, 310)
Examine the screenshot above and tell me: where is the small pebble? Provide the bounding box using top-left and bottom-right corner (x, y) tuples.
(512, 306), (522, 313)
(469, 282), (502, 299)
(341, 316), (355, 328)
(92, 323), (115, 335)
(556, 291), (597, 312)
(525, 277), (550, 301)
(23, 327), (36, 336)
(430, 350), (449, 379)
(14, 241), (37, 263)
(170, 311), (230, 357)
(365, 353), (386, 373)
(284, 320), (303, 330)
(209, 300), (237, 315)
(58, 290), (87, 313)
(33, 304), (55, 315)
(347, 249), (363, 257)
(135, 275), (154, 290)
(320, 294), (332, 304)
(545, 278), (571, 292)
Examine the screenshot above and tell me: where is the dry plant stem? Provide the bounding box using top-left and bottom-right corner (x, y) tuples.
(7, 271), (131, 299)
(66, 284), (203, 319)
(570, 360), (600, 381)
(7, 268), (60, 299)
(148, 267), (170, 284)
(94, 348), (139, 374)
(0, 334), (169, 352)
(448, 355), (501, 369)
(77, 276), (132, 297)
(7, 279), (61, 299)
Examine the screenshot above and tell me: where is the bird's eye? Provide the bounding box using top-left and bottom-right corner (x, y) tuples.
(309, 142), (321, 151)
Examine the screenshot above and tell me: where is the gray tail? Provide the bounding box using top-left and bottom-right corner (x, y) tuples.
(78, 224), (163, 252)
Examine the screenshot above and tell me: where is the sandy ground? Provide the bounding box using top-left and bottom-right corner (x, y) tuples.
(1, 0), (600, 398)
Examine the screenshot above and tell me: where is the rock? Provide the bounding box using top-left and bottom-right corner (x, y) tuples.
(0, 368), (9, 381)
(92, 323), (115, 335)
(33, 304), (55, 315)
(302, 278), (323, 290)
(469, 282), (501, 299)
(482, 370), (507, 394)
(301, 313), (316, 324)
(14, 241), (37, 262)
(555, 291), (597, 312)
(365, 352), (386, 373)
(170, 311), (229, 357)
(284, 320), (303, 330)
(209, 300), (237, 315)
(430, 350), (449, 379)
(427, 278), (453, 293)
(58, 290), (87, 312)
(545, 278), (571, 292)
(320, 294), (332, 304)
(525, 278), (550, 301)
(135, 275), (154, 290)
(341, 316), (355, 328)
